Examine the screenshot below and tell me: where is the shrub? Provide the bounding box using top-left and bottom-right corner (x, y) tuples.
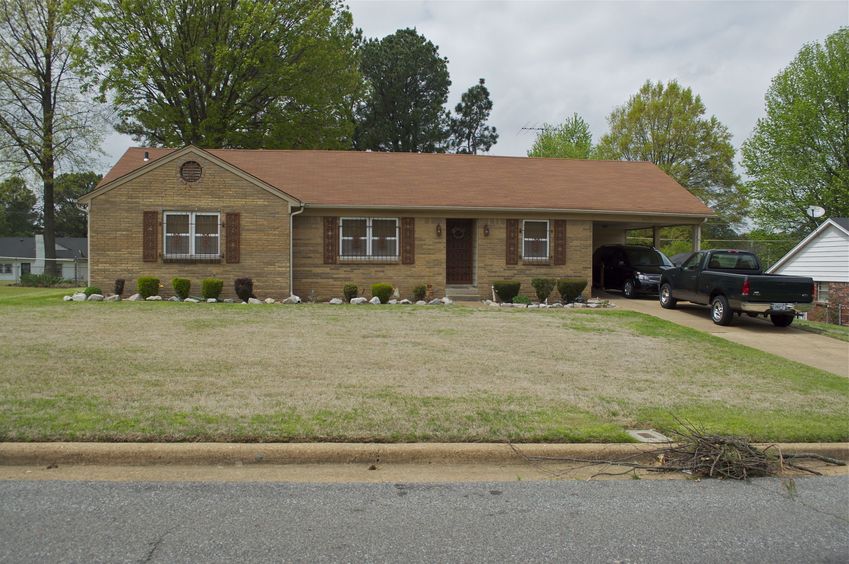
(201, 278), (224, 300)
(234, 278), (254, 301)
(114, 279), (125, 296)
(343, 283), (358, 302)
(492, 280), (521, 303)
(412, 284), (427, 302)
(172, 277), (191, 299)
(136, 277), (160, 299)
(371, 283), (393, 304)
(512, 294), (531, 305)
(531, 278), (556, 302)
(19, 273), (63, 287)
(83, 286), (102, 297)
(558, 278), (588, 303)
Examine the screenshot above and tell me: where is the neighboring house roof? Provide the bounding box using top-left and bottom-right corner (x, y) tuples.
(0, 237), (35, 259)
(0, 237), (87, 260)
(767, 218), (849, 282)
(90, 146), (713, 217)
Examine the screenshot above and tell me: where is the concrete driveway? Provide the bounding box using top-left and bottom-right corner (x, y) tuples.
(600, 292), (849, 377)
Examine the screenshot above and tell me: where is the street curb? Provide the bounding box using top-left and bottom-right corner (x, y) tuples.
(2, 442), (847, 466)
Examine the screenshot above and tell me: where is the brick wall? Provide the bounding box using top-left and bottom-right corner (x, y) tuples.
(89, 154), (292, 299)
(808, 281), (849, 325)
(293, 212), (593, 301)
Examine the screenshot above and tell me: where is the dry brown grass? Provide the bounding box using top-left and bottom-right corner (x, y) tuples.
(1, 297), (847, 442)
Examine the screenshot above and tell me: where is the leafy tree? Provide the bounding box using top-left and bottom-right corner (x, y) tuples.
(527, 113), (594, 159)
(54, 171), (99, 237)
(449, 78), (498, 154)
(742, 27), (849, 234)
(86, 0), (361, 149)
(0, 176), (37, 236)
(0, 0), (103, 274)
(354, 28), (451, 152)
(596, 80), (747, 225)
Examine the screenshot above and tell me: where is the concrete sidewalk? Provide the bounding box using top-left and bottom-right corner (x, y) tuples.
(606, 294), (849, 377)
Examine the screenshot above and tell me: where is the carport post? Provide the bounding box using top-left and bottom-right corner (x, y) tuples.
(652, 227), (660, 248)
(692, 224), (701, 251)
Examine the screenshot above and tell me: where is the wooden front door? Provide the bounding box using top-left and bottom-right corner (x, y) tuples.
(446, 219), (474, 284)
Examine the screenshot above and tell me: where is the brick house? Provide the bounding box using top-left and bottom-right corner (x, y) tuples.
(79, 145), (712, 301)
(767, 218), (849, 325)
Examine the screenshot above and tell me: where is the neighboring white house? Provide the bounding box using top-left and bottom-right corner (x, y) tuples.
(767, 218), (849, 325)
(0, 235), (88, 284)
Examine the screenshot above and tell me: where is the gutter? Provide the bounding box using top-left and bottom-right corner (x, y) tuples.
(289, 204), (305, 296)
(302, 203), (713, 218)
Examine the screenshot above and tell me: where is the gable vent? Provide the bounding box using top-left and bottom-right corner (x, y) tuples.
(180, 161), (203, 183)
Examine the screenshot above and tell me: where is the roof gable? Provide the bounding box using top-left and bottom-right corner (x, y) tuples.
(81, 146), (300, 205)
(767, 218), (849, 280)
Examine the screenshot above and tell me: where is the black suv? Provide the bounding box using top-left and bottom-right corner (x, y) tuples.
(592, 245), (674, 298)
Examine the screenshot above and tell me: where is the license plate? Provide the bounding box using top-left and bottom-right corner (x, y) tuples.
(771, 303), (790, 311)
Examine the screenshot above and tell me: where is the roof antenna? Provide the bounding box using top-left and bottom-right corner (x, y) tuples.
(143, 151), (149, 162)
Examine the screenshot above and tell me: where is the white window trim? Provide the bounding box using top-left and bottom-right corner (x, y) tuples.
(816, 281), (830, 304)
(522, 219), (550, 261)
(163, 211), (221, 258)
(339, 217), (399, 260)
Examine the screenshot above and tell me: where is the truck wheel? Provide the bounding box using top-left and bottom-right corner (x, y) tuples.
(711, 295), (733, 326)
(623, 279), (636, 299)
(659, 283), (677, 309)
(770, 314), (794, 327)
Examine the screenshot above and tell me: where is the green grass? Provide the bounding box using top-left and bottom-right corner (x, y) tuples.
(795, 318), (849, 342)
(1, 286), (847, 443)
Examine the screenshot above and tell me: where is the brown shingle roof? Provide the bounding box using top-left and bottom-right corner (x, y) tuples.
(97, 147), (713, 216)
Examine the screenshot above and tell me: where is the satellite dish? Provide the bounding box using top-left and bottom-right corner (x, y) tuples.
(807, 206), (825, 218)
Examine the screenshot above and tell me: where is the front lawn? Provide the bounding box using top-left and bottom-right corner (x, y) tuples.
(1, 286), (847, 443)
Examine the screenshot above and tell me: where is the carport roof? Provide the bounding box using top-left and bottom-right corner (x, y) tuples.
(94, 146), (714, 217)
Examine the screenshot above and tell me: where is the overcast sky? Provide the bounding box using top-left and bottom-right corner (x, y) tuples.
(99, 0), (847, 169)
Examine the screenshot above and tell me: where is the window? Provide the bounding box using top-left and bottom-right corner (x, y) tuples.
(2, 264), (10, 274)
(20, 263), (30, 275)
(816, 282), (830, 304)
(681, 252), (705, 270)
(163, 212), (220, 258)
(522, 220), (549, 261)
(339, 217), (398, 259)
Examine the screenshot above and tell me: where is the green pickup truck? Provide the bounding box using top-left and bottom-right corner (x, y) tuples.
(658, 249), (814, 327)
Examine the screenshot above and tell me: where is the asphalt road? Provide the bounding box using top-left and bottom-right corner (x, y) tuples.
(1, 477), (847, 563)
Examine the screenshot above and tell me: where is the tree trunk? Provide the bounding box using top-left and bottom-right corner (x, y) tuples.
(41, 2), (57, 277)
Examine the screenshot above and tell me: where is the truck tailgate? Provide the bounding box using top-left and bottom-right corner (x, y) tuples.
(746, 275), (813, 303)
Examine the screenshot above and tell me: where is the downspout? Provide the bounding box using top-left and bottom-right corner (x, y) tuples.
(78, 202), (90, 286)
(289, 204), (305, 297)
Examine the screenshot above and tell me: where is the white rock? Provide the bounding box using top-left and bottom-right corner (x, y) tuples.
(223, 299), (234, 303)
(369, 296), (381, 305)
(127, 293), (142, 301)
(527, 304), (538, 309)
(441, 297), (453, 305)
(248, 297), (263, 304)
(489, 302), (500, 307)
(207, 298), (218, 303)
(167, 296), (181, 302)
(500, 302), (511, 307)
(72, 292), (87, 302)
(484, 299), (493, 305)
(388, 299), (398, 305)
(146, 295), (162, 301)
(87, 294), (104, 301)
(282, 295), (301, 304)
(264, 298), (276, 304)
(328, 298), (343, 305)
(63, 295), (72, 301)
(105, 294), (121, 302)
(415, 300), (427, 306)
(550, 303), (564, 308)
(399, 299), (412, 305)
(350, 297), (368, 305)
(184, 298), (199, 303)
(427, 298), (442, 305)
(514, 303), (528, 308)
